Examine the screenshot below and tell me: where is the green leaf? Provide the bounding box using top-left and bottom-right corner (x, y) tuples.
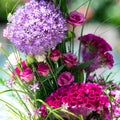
(0, 78), (5, 85)
(56, 65), (65, 75)
(74, 60), (93, 71)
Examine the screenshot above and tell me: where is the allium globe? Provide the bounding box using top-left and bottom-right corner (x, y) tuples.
(8, 0), (66, 55)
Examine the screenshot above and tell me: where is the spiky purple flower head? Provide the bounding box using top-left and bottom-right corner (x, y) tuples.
(8, 0), (66, 55)
(79, 34), (114, 72)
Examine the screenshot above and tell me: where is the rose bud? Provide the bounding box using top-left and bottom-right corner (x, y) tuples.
(66, 11), (85, 26)
(50, 49), (61, 62)
(57, 72), (74, 86)
(62, 52), (78, 68)
(37, 62), (50, 76)
(20, 67), (34, 82)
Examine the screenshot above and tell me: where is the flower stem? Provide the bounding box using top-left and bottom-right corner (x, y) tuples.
(78, 0), (92, 62)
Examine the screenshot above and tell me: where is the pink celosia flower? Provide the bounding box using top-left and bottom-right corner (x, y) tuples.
(37, 62), (50, 76)
(62, 52), (78, 68)
(50, 49), (61, 61)
(57, 72), (74, 86)
(20, 67), (34, 82)
(41, 83), (110, 119)
(79, 34), (114, 72)
(66, 11), (85, 26)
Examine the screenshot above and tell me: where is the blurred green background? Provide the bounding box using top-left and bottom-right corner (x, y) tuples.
(0, 0), (120, 25)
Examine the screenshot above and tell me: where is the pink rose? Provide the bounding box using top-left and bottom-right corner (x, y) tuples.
(66, 11), (85, 26)
(20, 67), (34, 82)
(37, 62), (50, 76)
(50, 49), (61, 61)
(57, 72), (74, 86)
(62, 52), (78, 67)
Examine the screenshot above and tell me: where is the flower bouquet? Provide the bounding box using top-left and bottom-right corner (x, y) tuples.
(1, 0), (120, 120)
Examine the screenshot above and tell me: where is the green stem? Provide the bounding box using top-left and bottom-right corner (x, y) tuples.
(78, 0), (92, 62)
(71, 26), (75, 53)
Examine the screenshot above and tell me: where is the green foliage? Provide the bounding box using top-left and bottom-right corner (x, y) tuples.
(0, 0), (23, 22)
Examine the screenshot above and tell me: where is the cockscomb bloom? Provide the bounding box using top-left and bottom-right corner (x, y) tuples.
(41, 83), (110, 119)
(8, 0), (66, 55)
(79, 34), (114, 72)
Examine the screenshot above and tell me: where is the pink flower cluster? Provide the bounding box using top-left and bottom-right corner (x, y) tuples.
(13, 61), (50, 82)
(41, 83), (110, 119)
(110, 90), (120, 118)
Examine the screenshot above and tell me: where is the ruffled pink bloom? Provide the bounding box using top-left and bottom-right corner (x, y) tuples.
(20, 67), (34, 82)
(50, 49), (61, 61)
(62, 52), (78, 68)
(79, 34), (114, 72)
(57, 72), (74, 86)
(41, 83), (110, 119)
(66, 11), (85, 26)
(37, 62), (50, 76)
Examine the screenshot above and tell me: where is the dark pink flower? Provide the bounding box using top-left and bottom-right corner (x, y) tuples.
(37, 62), (50, 76)
(41, 83), (110, 119)
(57, 72), (74, 86)
(50, 49), (61, 61)
(62, 52), (78, 67)
(66, 11), (85, 26)
(20, 67), (34, 82)
(79, 34), (114, 72)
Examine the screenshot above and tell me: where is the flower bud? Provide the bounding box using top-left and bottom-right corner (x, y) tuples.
(27, 55), (36, 65)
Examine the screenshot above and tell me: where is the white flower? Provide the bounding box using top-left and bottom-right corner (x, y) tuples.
(35, 55), (46, 62)
(6, 52), (21, 66)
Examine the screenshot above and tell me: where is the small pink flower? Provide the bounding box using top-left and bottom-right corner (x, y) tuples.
(37, 62), (50, 76)
(23, 94), (30, 101)
(30, 83), (39, 92)
(33, 108), (41, 116)
(66, 11), (85, 26)
(50, 49), (61, 61)
(20, 67), (34, 82)
(62, 52), (78, 67)
(57, 72), (74, 86)
(3, 27), (9, 39)
(6, 79), (14, 87)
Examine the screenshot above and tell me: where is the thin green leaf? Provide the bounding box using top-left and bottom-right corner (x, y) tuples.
(74, 60), (93, 71)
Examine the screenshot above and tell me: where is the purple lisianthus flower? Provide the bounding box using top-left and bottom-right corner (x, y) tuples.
(57, 72), (74, 86)
(79, 34), (114, 72)
(8, 0), (66, 55)
(62, 52), (78, 68)
(66, 11), (85, 26)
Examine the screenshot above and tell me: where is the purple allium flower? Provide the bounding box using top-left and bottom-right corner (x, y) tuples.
(8, 0), (66, 55)
(79, 34), (114, 72)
